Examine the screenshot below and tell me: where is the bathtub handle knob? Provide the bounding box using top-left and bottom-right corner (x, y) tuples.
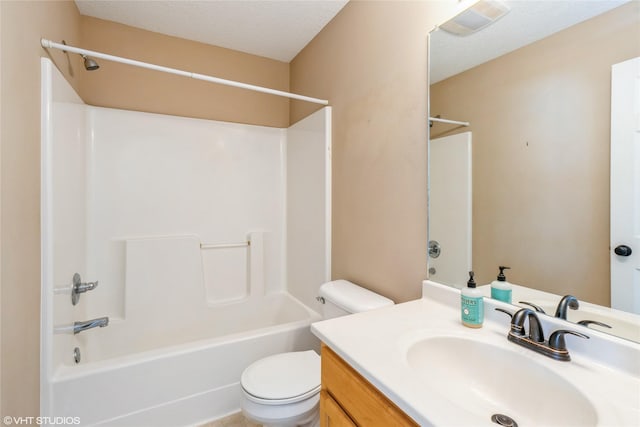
(71, 273), (100, 305)
(316, 296), (325, 304)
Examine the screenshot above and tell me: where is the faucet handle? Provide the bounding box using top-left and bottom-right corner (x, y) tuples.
(577, 320), (612, 329)
(518, 301), (546, 314)
(548, 330), (589, 352)
(494, 308), (513, 319)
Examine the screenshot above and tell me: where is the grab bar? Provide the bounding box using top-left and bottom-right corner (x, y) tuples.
(429, 116), (470, 127)
(200, 241), (250, 250)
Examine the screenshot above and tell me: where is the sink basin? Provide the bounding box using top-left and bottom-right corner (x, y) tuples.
(406, 336), (598, 426)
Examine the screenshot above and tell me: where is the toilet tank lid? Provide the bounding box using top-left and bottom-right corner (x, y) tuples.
(319, 280), (394, 313)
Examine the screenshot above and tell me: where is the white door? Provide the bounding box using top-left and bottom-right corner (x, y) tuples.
(428, 131), (472, 288)
(611, 57), (640, 313)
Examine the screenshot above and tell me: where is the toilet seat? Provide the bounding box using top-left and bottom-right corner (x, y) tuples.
(241, 350), (321, 405)
(243, 385), (321, 405)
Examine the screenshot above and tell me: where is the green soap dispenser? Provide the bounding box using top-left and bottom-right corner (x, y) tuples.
(461, 271), (484, 328)
(491, 266), (512, 303)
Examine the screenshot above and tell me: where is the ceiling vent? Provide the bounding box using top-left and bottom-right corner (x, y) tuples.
(439, 0), (510, 36)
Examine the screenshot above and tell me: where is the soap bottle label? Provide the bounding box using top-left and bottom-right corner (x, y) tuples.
(491, 287), (512, 304)
(461, 295), (484, 326)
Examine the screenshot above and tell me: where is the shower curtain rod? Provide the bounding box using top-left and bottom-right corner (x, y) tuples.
(429, 117), (470, 126)
(40, 38), (329, 106)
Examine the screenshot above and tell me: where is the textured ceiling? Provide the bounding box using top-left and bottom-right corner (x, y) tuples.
(430, 0), (630, 83)
(75, 0), (349, 62)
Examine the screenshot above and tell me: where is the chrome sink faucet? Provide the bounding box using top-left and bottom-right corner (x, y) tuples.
(74, 317), (109, 334)
(496, 308), (589, 361)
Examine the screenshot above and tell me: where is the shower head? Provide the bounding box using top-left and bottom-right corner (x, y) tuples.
(81, 54), (100, 71)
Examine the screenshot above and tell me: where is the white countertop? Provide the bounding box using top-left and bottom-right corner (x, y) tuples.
(311, 281), (640, 426)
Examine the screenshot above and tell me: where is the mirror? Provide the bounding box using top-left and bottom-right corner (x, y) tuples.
(427, 0), (640, 342)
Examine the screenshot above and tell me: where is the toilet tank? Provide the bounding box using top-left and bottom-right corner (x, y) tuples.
(318, 280), (394, 319)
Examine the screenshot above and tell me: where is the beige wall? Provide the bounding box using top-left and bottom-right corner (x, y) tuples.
(0, 0), (467, 417)
(430, 2), (640, 305)
(0, 0), (292, 418)
(2, 0), (636, 417)
(0, 0), (82, 418)
(290, 1), (455, 303)
(78, 16), (290, 128)
(0, 0), (3, 415)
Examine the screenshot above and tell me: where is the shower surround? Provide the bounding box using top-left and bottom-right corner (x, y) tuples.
(40, 58), (331, 425)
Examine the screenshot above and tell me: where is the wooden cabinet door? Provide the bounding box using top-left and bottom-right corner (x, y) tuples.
(320, 390), (357, 427)
(321, 345), (419, 427)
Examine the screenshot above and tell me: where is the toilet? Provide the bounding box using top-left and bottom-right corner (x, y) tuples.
(240, 280), (394, 427)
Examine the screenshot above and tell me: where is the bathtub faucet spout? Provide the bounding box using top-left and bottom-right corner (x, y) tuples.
(73, 317), (109, 334)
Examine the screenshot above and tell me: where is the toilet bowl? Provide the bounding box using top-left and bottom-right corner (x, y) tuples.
(240, 351), (321, 427)
(240, 280), (393, 427)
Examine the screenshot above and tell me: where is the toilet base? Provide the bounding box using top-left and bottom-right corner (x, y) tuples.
(259, 411), (319, 427)
(241, 393), (319, 427)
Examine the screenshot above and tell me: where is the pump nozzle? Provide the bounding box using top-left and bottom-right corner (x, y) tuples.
(497, 266), (511, 281)
(467, 271), (476, 288)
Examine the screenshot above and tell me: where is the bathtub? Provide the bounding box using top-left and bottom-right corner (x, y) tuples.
(47, 293), (321, 426)
(41, 59), (331, 427)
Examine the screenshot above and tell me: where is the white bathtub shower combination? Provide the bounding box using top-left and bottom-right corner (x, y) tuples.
(40, 58), (331, 426)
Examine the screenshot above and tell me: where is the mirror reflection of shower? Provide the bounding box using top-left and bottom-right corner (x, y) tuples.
(428, 1), (640, 342)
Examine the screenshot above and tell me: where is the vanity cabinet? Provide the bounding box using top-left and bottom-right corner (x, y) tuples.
(320, 344), (418, 427)
(320, 391), (356, 427)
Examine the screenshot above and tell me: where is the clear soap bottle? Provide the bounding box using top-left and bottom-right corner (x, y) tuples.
(461, 271), (484, 328)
